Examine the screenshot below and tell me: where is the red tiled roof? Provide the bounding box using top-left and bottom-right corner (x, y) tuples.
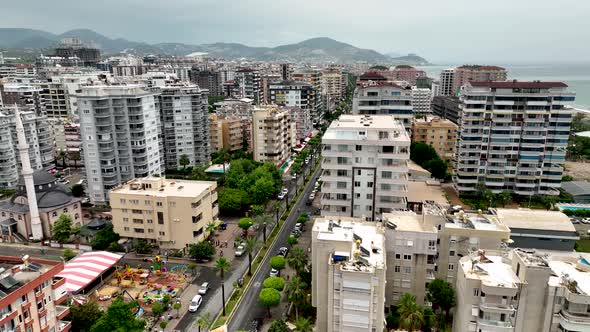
(469, 81), (568, 89)
(457, 65), (506, 71)
(359, 72), (387, 80)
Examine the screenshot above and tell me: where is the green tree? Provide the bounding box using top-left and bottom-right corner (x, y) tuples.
(293, 317), (313, 332)
(52, 214), (73, 244)
(189, 241), (215, 261)
(191, 166), (208, 181)
(133, 239), (152, 254)
(173, 302), (182, 318)
(268, 319), (289, 332)
(245, 236), (262, 276)
(71, 184), (85, 197)
(285, 275), (307, 320)
(263, 276), (286, 291)
(562, 175), (574, 182)
(214, 257), (231, 316)
(410, 142), (439, 166)
(151, 301), (165, 316)
(159, 321), (168, 329)
(195, 312), (211, 332)
(397, 293), (425, 332)
(91, 223), (120, 250)
(255, 214), (273, 242)
(70, 301), (103, 332)
(427, 279), (456, 317)
(497, 190), (512, 207)
(205, 221), (218, 240)
(286, 247), (308, 274)
(187, 263), (198, 275)
(250, 176), (276, 204)
(259, 288), (281, 318)
(270, 256), (286, 276)
(218, 188), (250, 215)
(179, 154), (190, 170)
(423, 158), (448, 179)
(70, 152), (81, 168)
(238, 217), (253, 236)
(250, 204), (265, 217)
(62, 248), (76, 261)
(58, 149), (68, 168)
(90, 297), (145, 332)
(287, 235), (298, 247)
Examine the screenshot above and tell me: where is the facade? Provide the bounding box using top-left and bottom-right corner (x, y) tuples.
(292, 68), (323, 124)
(209, 114), (247, 152)
(189, 69), (222, 97)
(311, 216), (386, 332)
(77, 85), (164, 204)
(411, 87), (432, 115)
(0, 256), (70, 332)
(110, 177), (218, 250)
(452, 65), (508, 95)
(286, 106), (312, 142)
(321, 68), (344, 101)
(235, 69), (261, 104)
(251, 106), (296, 165)
(439, 69), (455, 96)
(268, 80), (313, 110)
(412, 117), (458, 164)
(352, 81), (413, 130)
(431, 96), (461, 125)
(390, 65), (426, 85)
(320, 115), (410, 221)
(455, 81), (575, 196)
(156, 84), (210, 170)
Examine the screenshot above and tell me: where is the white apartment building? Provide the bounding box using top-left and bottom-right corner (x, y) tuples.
(431, 81), (441, 99)
(411, 87), (432, 115)
(456, 81), (576, 196)
(352, 81), (414, 130)
(311, 216), (386, 332)
(454, 248), (590, 332)
(292, 68), (323, 124)
(155, 84), (210, 170)
(322, 68), (344, 101)
(268, 80), (313, 110)
(251, 106), (296, 165)
(321, 115), (409, 221)
(235, 68), (261, 104)
(439, 69), (455, 96)
(77, 85), (163, 204)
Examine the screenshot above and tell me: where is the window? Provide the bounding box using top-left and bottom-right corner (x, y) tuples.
(147, 229), (154, 233)
(404, 267), (412, 274)
(448, 263), (454, 271)
(337, 170), (347, 176)
(367, 182), (374, 188)
(403, 254), (412, 261)
(156, 202), (163, 207)
(52, 212), (57, 217)
(366, 194), (373, 200)
(132, 218), (143, 224)
(157, 212), (164, 224)
(450, 250), (455, 257)
(134, 228), (144, 233)
(191, 201), (201, 208)
(354, 181), (361, 187)
(336, 182), (347, 189)
(159, 231), (165, 236)
(124, 227), (130, 231)
(381, 171), (393, 179)
(395, 253), (401, 259)
(168, 202), (176, 207)
(192, 213), (203, 223)
(473, 288), (480, 296)
(356, 145), (362, 151)
(378, 131), (389, 139)
(146, 219), (153, 224)
(394, 266), (400, 272)
(428, 240), (436, 251)
(193, 228), (203, 237)
(401, 280), (411, 288)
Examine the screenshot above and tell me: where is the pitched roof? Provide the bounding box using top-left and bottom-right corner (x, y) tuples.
(561, 181), (590, 196)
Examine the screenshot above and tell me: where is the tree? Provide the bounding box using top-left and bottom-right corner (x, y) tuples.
(397, 293), (425, 331)
(58, 149), (68, 168)
(195, 312), (211, 332)
(205, 221), (218, 240)
(263, 276), (286, 291)
(173, 302), (182, 318)
(179, 154), (190, 170)
(71, 184), (85, 197)
(270, 256), (286, 276)
(191, 166), (208, 181)
(70, 301), (103, 332)
(70, 152), (81, 168)
(293, 317), (313, 332)
(255, 214), (273, 242)
(151, 301), (165, 316)
(285, 275), (307, 320)
(268, 320), (289, 332)
(250, 176), (276, 204)
(250, 204), (265, 217)
(159, 321), (168, 329)
(287, 247), (308, 274)
(244, 236), (262, 276)
(90, 297), (145, 332)
(52, 214), (73, 244)
(189, 241), (215, 261)
(497, 190), (512, 207)
(410, 142), (439, 166)
(562, 175), (574, 182)
(542, 195), (557, 210)
(187, 263), (198, 275)
(63, 248), (76, 261)
(218, 188), (250, 215)
(91, 223), (120, 250)
(423, 158), (448, 180)
(133, 239), (152, 254)
(238, 217), (253, 236)
(287, 235), (298, 247)
(259, 288), (281, 318)
(214, 257), (231, 316)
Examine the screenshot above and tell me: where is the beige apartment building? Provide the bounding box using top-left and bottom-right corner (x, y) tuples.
(452, 65), (507, 94)
(110, 177), (218, 250)
(251, 106), (296, 165)
(311, 216), (386, 332)
(209, 114), (247, 152)
(411, 116), (458, 165)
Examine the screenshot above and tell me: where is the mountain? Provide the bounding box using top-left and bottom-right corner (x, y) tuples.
(0, 28), (429, 64)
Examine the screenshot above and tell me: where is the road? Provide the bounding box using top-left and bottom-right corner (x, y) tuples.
(228, 163), (322, 331)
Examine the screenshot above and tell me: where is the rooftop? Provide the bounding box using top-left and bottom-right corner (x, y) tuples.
(382, 212), (438, 233)
(110, 177), (216, 198)
(493, 208), (575, 233)
(561, 180), (590, 196)
(0, 256), (58, 299)
(413, 116), (458, 128)
(446, 211), (508, 232)
(407, 180), (449, 206)
(461, 253), (520, 289)
(323, 115), (409, 142)
(468, 81), (568, 89)
(457, 65), (506, 71)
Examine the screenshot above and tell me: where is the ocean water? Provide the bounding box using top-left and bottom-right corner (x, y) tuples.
(417, 63), (590, 109)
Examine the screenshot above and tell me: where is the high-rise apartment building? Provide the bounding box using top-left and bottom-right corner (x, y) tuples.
(235, 68), (261, 104)
(452, 65), (508, 95)
(110, 177), (218, 250)
(251, 106), (297, 165)
(268, 80), (313, 110)
(209, 114), (247, 152)
(431, 96), (461, 125)
(352, 81), (414, 130)
(320, 115), (409, 221)
(321, 68), (344, 101)
(439, 69), (455, 96)
(412, 116), (458, 165)
(189, 68), (222, 97)
(411, 87), (432, 115)
(311, 216), (386, 332)
(155, 84), (210, 170)
(292, 68), (323, 124)
(455, 81), (575, 196)
(390, 65), (427, 85)
(286, 106), (312, 142)
(77, 85), (163, 204)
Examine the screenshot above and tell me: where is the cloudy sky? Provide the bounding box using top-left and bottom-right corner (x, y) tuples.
(2, 0), (589, 63)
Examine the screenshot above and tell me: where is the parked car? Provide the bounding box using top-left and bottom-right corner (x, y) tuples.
(277, 188), (289, 200)
(235, 245), (245, 257)
(295, 223), (304, 232)
(291, 173), (297, 180)
(250, 318), (263, 332)
(307, 193), (315, 205)
(219, 222), (228, 230)
(58, 178), (70, 185)
(290, 229), (301, 237)
(198, 282), (210, 295)
(188, 294), (203, 312)
(270, 268), (279, 277)
(278, 247), (289, 257)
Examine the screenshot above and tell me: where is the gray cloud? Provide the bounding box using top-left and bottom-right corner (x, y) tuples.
(1, 0), (589, 63)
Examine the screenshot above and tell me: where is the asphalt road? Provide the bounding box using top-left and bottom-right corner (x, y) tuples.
(228, 162), (322, 331)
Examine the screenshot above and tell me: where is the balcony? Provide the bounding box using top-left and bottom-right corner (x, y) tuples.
(559, 310), (590, 331)
(477, 318), (515, 331)
(480, 298), (516, 313)
(56, 305), (70, 320)
(59, 320), (72, 332)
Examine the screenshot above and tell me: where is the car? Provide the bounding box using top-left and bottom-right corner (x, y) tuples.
(249, 318), (263, 332)
(198, 282), (210, 295)
(290, 229), (301, 237)
(188, 294), (203, 312)
(295, 223), (303, 232)
(270, 268), (279, 277)
(235, 245), (245, 257)
(307, 193), (315, 204)
(304, 158), (309, 165)
(291, 173), (297, 180)
(219, 222), (228, 230)
(278, 247), (289, 257)
(277, 191), (286, 200)
(572, 219), (581, 224)
(57, 178), (70, 185)
(583, 219), (590, 224)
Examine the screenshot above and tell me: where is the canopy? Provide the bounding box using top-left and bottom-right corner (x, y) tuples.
(56, 251), (122, 293)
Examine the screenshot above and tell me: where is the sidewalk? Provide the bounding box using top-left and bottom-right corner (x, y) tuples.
(163, 282), (200, 332)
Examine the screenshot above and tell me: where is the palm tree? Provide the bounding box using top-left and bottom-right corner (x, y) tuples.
(214, 257), (231, 316)
(286, 247), (308, 274)
(285, 275), (307, 320)
(57, 150), (67, 168)
(195, 312), (211, 332)
(397, 293), (425, 331)
(255, 214), (272, 242)
(205, 221), (218, 240)
(274, 202), (281, 225)
(179, 154), (190, 170)
(70, 152), (81, 168)
(293, 317), (312, 332)
(244, 236), (262, 276)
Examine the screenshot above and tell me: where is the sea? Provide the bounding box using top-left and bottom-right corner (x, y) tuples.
(416, 63), (590, 110)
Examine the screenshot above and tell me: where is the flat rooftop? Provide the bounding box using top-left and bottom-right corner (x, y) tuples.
(494, 208), (575, 233)
(461, 254), (520, 289)
(0, 256), (56, 299)
(323, 115), (409, 142)
(110, 177), (216, 198)
(382, 212), (438, 233)
(446, 212), (507, 232)
(407, 181), (448, 206)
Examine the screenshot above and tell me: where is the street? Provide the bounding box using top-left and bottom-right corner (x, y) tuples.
(227, 163), (322, 331)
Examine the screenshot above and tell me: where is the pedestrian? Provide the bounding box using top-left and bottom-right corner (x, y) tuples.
(220, 250), (224, 257)
(224, 240), (228, 248)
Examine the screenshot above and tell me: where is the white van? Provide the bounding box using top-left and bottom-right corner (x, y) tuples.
(188, 294), (203, 312)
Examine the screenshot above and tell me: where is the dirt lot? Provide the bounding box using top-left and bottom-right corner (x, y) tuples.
(564, 161), (590, 180)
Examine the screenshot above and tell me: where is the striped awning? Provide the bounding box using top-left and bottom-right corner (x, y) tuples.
(56, 251), (122, 293)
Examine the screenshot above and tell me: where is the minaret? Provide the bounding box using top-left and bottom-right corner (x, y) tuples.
(14, 106), (43, 240)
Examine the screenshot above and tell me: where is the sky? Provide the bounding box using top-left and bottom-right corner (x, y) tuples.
(2, 0), (590, 64)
